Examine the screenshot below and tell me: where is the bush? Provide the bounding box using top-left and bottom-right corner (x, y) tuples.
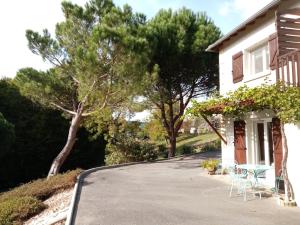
(201, 139), (221, 152)
(177, 145), (194, 155)
(0, 169), (81, 202)
(202, 159), (220, 171)
(0, 197), (46, 225)
(0, 169), (81, 224)
(106, 139), (158, 165)
(157, 144), (168, 158)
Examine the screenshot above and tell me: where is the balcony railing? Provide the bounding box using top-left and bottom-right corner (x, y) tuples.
(276, 49), (300, 87)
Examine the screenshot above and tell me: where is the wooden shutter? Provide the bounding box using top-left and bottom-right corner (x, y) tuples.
(234, 120), (246, 164)
(232, 51), (243, 83)
(272, 118), (282, 176)
(269, 33), (278, 70)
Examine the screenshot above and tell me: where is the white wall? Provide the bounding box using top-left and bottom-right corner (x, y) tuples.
(284, 123), (300, 206)
(219, 15), (276, 96)
(221, 117), (235, 167)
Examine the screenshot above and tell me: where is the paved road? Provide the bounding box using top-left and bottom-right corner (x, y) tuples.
(73, 152), (300, 225)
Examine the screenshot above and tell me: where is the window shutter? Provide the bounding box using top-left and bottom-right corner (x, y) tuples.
(234, 120), (246, 164)
(232, 51), (243, 83)
(269, 33), (278, 70)
(272, 118), (282, 177)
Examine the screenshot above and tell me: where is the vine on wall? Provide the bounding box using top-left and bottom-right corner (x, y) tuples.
(187, 83), (300, 203)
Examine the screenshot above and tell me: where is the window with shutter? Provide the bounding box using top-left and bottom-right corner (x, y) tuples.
(232, 51), (243, 83)
(268, 33), (278, 70)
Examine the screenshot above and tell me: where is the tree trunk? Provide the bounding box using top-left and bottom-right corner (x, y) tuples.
(169, 134), (176, 158)
(47, 110), (82, 178)
(280, 122), (294, 202)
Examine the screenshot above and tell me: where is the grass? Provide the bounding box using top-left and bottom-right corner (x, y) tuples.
(176, 132), (219, 154)
(0, 169), (81, 225)
(156, 132), (220, 158)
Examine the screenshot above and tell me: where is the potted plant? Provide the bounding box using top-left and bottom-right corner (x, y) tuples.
(202, 159), (220, 175)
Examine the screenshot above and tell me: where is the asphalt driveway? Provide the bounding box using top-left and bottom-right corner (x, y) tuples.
(72, 151), (300, 225)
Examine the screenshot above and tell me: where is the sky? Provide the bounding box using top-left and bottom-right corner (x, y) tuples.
(0, 0), (273, 79)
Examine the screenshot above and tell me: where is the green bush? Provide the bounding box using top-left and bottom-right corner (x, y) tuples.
(201, 139), (221, 152)
(157, 144), (168, 158)
(177, 145), (194, 155)
(0, 169), (81, 202)
(106, 139), (158, 165)
(0, 197), (46, 225)
(202, 159), (220, 171)
(0, 169), (81, 224)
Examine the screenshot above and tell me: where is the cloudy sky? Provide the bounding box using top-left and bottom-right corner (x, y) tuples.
(0, 0), (273, 78)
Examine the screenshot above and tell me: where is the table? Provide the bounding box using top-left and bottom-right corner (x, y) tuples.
(236, 164), (271, 186)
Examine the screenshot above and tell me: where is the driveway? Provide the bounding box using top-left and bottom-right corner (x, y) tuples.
(72, 151), (300, 225)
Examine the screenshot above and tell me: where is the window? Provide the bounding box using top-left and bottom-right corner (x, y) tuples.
(250, 44), (269, 75)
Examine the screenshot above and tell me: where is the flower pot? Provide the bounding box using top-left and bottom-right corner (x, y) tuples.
(277, 197), (297, 207)
(207, 168), (216, 175)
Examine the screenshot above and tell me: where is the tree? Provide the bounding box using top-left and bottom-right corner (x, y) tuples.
(16, 0), (147, 176)
(0, 112), (15, 156)
(144, 8), (221, 157)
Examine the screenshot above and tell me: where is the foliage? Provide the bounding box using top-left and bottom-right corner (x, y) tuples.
(143, 8), (221, 156)
(105, 118), (158, 165)
(106, 139), (157, 165)
(0, 169), (81, 225)
(177, 145), (194, 155)
(0, 197), (46, 225)
(187, 84), (300, 124)
(0, 112), (15, 156)
(201, 159), (220, 171)
(200, 139), (221, 152)
(16, 0), (149, 175)
(0, 79), (105, 189)
(157, 144), (168, 158)
(143, 111), (167, 142)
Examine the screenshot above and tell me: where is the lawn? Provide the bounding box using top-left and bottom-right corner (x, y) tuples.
(176, 132), (218, 150)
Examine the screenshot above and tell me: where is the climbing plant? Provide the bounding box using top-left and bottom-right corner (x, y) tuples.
(187, 83), (300, 203)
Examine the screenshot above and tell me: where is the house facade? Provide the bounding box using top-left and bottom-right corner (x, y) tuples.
(207, 0), (300, 205)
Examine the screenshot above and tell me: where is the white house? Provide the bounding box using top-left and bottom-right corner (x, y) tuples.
(207, 0), (300, 205)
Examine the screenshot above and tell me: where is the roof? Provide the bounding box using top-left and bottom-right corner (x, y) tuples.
(206, 0), (281, 52)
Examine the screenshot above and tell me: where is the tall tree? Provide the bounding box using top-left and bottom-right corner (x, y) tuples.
(16, 0), (147, 176)
(144, 8), (221, 157)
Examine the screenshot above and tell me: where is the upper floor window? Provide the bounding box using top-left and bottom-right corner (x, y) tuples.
(250, 44), (270, 75)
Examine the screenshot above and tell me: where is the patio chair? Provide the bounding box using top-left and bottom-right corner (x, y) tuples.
(228, 165), (261, 201)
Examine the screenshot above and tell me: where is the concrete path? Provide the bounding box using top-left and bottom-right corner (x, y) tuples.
(73, 151), (300, 225)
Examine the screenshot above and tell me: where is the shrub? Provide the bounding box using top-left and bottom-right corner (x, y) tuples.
(157, 144), (168, 158)
(106, 139), (158, 165)
(0, 169), (81, 202)
(0, 197), (46, 225)
(177, 145), (194, 155)
(0, 169), (81, 225)
(201, 139), (221, 152)
(202, 159), (220, 171)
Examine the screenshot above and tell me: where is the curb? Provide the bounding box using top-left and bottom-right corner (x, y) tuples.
(65, 151), (211, 225)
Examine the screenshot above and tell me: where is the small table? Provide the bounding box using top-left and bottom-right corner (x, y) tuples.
(236, 164), (271, 186)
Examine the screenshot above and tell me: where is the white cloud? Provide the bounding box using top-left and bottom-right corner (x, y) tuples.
(218, 0), (273, 19)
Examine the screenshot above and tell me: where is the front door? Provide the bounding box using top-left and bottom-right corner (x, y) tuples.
(234, 120), (246, 164)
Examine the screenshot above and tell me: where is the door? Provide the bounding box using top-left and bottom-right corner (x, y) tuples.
(234, 120), (247, 164)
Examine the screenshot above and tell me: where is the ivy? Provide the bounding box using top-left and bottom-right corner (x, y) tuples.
(187, 83), (300, 124)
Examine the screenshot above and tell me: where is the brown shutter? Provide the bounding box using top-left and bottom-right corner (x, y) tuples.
(232, 51), (243, 83)
(269, 33), (278, 70)
(234, 120), (246, 164)
(272, 118), (282, 176)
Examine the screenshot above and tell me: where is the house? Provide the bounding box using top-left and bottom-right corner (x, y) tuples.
(207, 0), (300, 205)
